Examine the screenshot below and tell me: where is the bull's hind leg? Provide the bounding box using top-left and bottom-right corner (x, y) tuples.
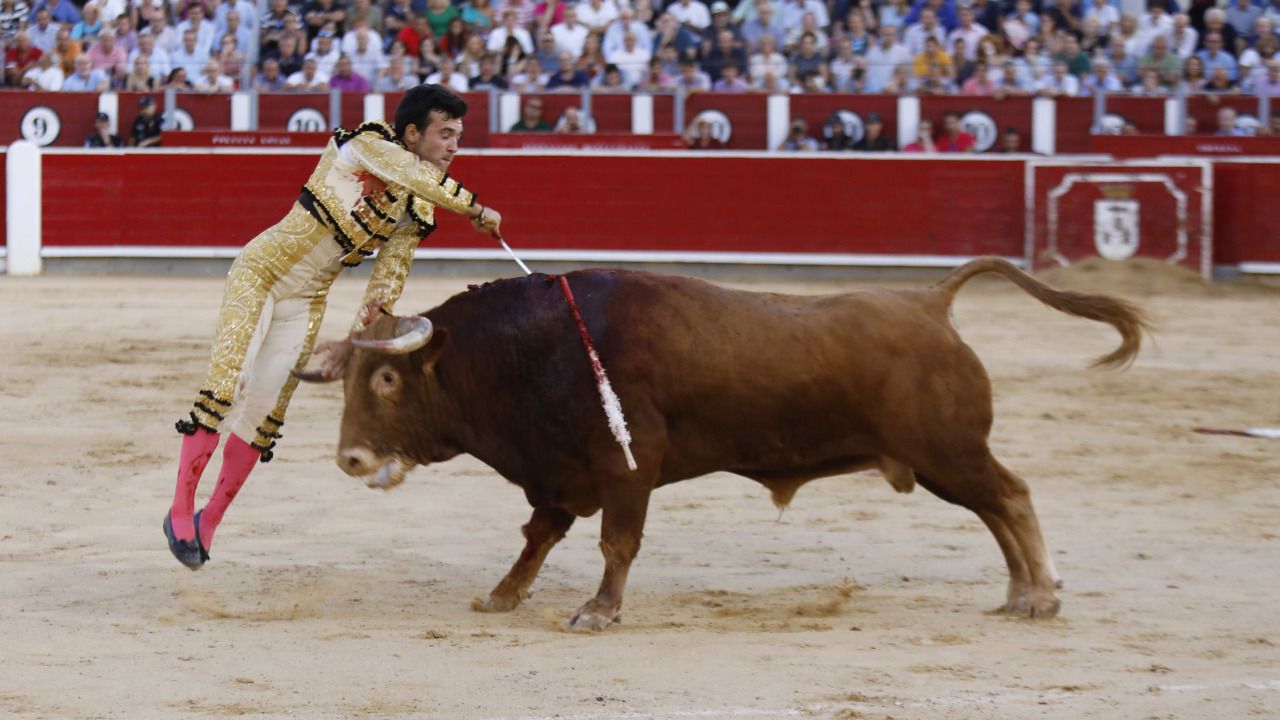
(473, 507), (575, 613)
(568, 479), (652, 632)
(916, 456), (1061, 619)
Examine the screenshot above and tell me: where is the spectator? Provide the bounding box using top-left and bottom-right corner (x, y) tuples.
(603, 7), (650, 57)
(124, 53), (159, 89)
(382, 0), (411, 40)
(701, 1), (742, 50)
(61, 53), (109, 90)
(577, 35), (607, 77)
(533, 28), (560, 68)
(171, 29), (209, 78)
(594, 62), (628, 89)
(997, 126), (1023, 152)
(903, 6), (944, 56)
(215, 9), (252, 54)
(916, 60), (954, 93)
(213, 0), (258, 36)
(912, 34), (951, 77)
(176, 2), (215, 54)
(577, 0), (620, 34)
(71, 3), (104, 44)
(779, 0), (828, 37)
(994, 60), (1032, 97)
(1139, 34), (1181, 87)
(1254, 57), (1280, 95)
(193, 56), (233, 90)
(425, 53), (467, 90)
(1180, 53), (1207, 91)
(545, 49), (589, 88)
(1136, 0), (1174, 55)
(789, 30), (827, 86)
(1227, 0), (1263, 37)
(148, 8), (181, 56)
(961, 58), (995, 93)
(1172, 13), (1198, 59)
(879, 0), (910, 31)
(5, 30), (42, 86)
(1016, 36), (1050, 84)
(486, 9), (533, 53)
(828, 35), (858, 90)
(668, 0), (710, 31)
(87, 29), (129, 81)
(1057, 33), (1091, 76)
(853, 111), (894, 150)
(424, 0), (457, 36)
(413, 36), (440, 79)
(131, 96), (162, 147)
(346, 0), (383, 36)
(1203, 64), (1239, 91)
(461, 0), (494, 32)
(550, 4), (588, 58)
(374, 55), (416, 89)
(163, 66), (193, 89)
(1080, 16), (1107, 55)
(674, 54), (710, 93)
(342, 20), (383, 80)
(1131, 66), (1168, 94)
(28, 8), (58, 53)
(902, 118), (936, 151)
(1239, 25), (1276, 80)
(455, 33), (486, 76)
(948, 5), (987, 60)
(1083, 0), (1120, 36)
(434, 14), (469, 56)
(508, 55), (546, 90)
(268, 32), (304, 74)
(777, 117), (819, 150)
(301, 0), (344, 41)
(1106, 34), (1140, 84)
(822, 116), (855, 150)
(1003, 0), (1039, 51)
(712, 60), (750, 90)
(397, 14), (433, 60)
(1214, 105), (1251, 134)
(1037, 60), (1081, 95)
(260, 0), (294, 52)
(636, 56), (674, 90)
(951, 36), (975, 83)
(1113, 14), (1141, 57)
(1198, 32), (1239, 80)
(785, 10), (827, 53)
(703, 27), (747, 81)
(865, 24), (909, 91)
(20, 49), (63, 89)
(329, 53), (371, 91)
(845, 10), (872, 54)
(85, 112), (124, 147)
(1044, 0), (1082, 38)
(741, 1), (784, 53)
(651, 12), (700, 61)
(1082, 57), (1124, 93)
(1198, 9), (1238, 54)
(252, 55), (286, 88)
(683, 116), (723, 148)
(306, 27), (340, 75)
(881, 61), (914, 93)
(28, 0), (79, 26)
(510, 97), (551, 131)
(554, 105), (587, 133)
(607, 29), (650, 85)
(114, 14), (139, 55)
(284, 54), (328, 88)
(494, 0), (537, 27)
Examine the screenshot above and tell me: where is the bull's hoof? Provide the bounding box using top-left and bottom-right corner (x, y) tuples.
(567, 600), (620, 632)
(471, 594), (521, 613)
(162, 511), (206, 570)
(1028, 596), (1061, 619)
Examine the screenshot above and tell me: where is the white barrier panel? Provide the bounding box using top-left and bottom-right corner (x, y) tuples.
(6, 140), (42, 275)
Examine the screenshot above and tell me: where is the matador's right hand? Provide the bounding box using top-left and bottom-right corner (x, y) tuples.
(472, 205), (502, 236)
(310, 339), (353, 381)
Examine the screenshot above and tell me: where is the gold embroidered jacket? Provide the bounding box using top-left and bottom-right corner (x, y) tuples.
(298, 121), (477, 325)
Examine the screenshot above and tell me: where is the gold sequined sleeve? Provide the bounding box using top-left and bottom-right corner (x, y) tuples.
(353, 224), (421, 333)
(347, 134), (477, 216)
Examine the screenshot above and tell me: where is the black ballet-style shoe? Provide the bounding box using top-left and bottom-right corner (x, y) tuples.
(163, 511), (206, 570)
(193, 509), (211, 564)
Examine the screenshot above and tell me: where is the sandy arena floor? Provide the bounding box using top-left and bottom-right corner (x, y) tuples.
(1, 261), (1277, 719)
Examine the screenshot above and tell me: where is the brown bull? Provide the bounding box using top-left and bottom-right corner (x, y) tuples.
(299, 258), (1147, 631)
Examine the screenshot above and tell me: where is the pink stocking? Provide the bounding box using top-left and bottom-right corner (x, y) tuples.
(169, 429), (220, 541)
(197, 433), (261, 549)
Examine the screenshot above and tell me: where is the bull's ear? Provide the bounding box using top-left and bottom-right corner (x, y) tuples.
(420, 327), (449, 374)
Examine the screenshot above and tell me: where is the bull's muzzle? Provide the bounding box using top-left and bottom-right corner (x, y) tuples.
(337, 447), (410, 490)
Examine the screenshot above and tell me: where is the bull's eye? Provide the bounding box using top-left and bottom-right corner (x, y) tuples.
(370, 364), (401, 399)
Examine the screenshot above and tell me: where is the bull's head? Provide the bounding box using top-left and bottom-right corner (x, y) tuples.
(295, 314), (453, 490)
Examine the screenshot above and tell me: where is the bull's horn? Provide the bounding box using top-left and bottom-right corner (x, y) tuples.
(351, 315), (434, 354)
(291, 367), (340, 383)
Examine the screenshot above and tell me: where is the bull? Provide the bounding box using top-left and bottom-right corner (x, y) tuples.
(298, 258), (1147, 631)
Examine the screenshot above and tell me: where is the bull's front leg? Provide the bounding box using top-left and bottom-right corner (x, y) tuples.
(472, 506), (575, 613)
(568, 483), (652, 632)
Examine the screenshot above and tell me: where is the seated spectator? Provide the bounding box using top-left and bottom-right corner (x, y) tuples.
(878, 0), (910, 31)
(1171, 12), (1197, 59)
(372, 55), (414, 90)
(1239, 30), (1277, 81)
(1105, 34), (1140, 85)
(214, 33), (245, 80)
(951, 37), (975, 83)
(61, 54), (109, 90)
(21, 50), (63, 89)
(962, 58), (995, 93)
(602, 7), (651, 58)
(129, 31), (171, 81)
(424, 53), (468, 90)
(533, 29), (560, 68)
(750, 33), (788, 87)
(1214, 105), (1251, 134)
(1131, 67), (1168, 94)
(1254, 57), (1280, 96)
(424, 0), (458, 37)
(1037, 60), (1081, 96)
(683, 116), (723, 149)
(1204, 64), (1240, 91)
(1180, 53), (1207, 92)
(882, 62), (915, 93)
(865, 24), (910, 91)
(902, 118), (937, 151)
(1082, 58), (1125, 93)
(789, 30), (829, 86)
(1139, 34), (1182, 87)
(712, 61), (750, 90)
(1197, 32), (1239, 81)
(651, 11), (701, 60)
(163, 66), (193, 89)
(1080, 16), (1107, 55)
(28, 9), (60, 54)
(193, 57), (233, 90)
(1003, 0), (1039, 50)
(302, 0), (345, 42)
(545, 49), (589, 88)
(594, 62), (629, 90)
(576, 32), (606, 76)
(124, 54), (160, 90)
(5, 30), (42, 86)
(486, 9), (533, 53)
(917, 61), (955, 93)
(171, 28), (210, 79)
(462, 0), (494, 31)
(606, 29), (651, 85)
(554, 106), (588, 134)
(551, 5), (589, 58)
(853, 112), (894, 150)
(324, 53), (367, 91)
(71, 3), (104, 44)
(215, 9), (253, 55)
(509, 55), (547, 91)
(1226, 0), (1263, 38)
(635, 56), (675, 90)
(785, 10), (828, 54)
(306, 27), (340, 75)
(267, 32), (305, 75)
(252, 56), (287, 89)
(455, 33), (486, 76)
(1083, 0), (1120, 37)
(912, 35), (952, 78)
(113, 14), (138, 55)
(131, 96), (162, 147)
(674, 55), (710, 93)
(1056, 33), (1092, 77)
(935, 112), (974, 151)
(777, 117), (820, 150)
(997, 126), (1024, 152)
(822, 116), (855, 150)
(667, 0), (709, 32)
(948, 4), (988, 60)
(31, 0), (82, 29)
(903, 6), (945, 56)
(284, 55), (328, 89)
(85, 111), (124, 147)
(345, 0), (382, 37)
(469, 52), (509, 89)
(414, 36), (441, 81)
(994, 60), (1032, 97)
(510, 97), (551, 131)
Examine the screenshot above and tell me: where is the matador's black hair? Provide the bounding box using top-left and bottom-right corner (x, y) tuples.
(393, 84), (468, 139)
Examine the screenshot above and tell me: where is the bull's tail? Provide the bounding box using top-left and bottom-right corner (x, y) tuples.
(933, 258), (1150, 369)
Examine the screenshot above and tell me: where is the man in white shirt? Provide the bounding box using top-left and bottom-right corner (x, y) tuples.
(170, 28), (210, 79)
(551, 5), (589, 59)
(667, 0), (711, 31)
(605, 29), (650, 85)
(306, 29), (341, 76)
(602, 7), (650, 57)
(748, 32), (787, 86)
(128, 31), (171, 79)
(425, 54), (469, 91)
(1083, 0), (1119, 37)
(1136, 0), (1174, 56)
(865, 23), (910, 92)
(1171, 13), (1198, 59)
(1036, 60), (1081, 96)
(903, 7), (945, 56)
(342, 20), (384, 81)
(486, 9), (535, 53)
(947, 5), (987, 61)
(576, 0), (620, 34)
(22, 50), (64, 89)
(28, 8), (59, 52)
(779, 0), (828, 35)
(176, 2), (216, 55)
(285, 56), (329, 89)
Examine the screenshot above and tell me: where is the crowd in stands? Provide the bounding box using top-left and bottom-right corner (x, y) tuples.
(3, 0), (1280, 98)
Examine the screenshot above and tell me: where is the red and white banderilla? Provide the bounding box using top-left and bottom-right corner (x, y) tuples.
(493, 232), (638, 472)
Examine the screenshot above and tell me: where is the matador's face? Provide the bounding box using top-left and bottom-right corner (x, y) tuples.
(406, 110), (464, 172)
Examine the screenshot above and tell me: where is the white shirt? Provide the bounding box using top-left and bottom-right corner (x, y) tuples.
(306, 45), (341, 76)
(779, 0), (828, 32)
(903, 22), (945, 56)
(128, 47), (172, 79)
(575, 0), (619, 30)
(285, 69), (330, 88)
(1083, 2), (1119, 35)
(865, 41), (911, 91)
(23, 64), (64, 90)
(425, 70), (469, 91)
(1172, 26), (1198, 59)
(485, 25), (534, 54)
(605, 44), (650, 85)
(346, 42), (385, 83)
(176, 18), (216, 55)
(550, 20), (589, 58)
(1037, 73), (1080, 95)
(667, 0), (711, 30)
(601, 18), (651, 57)
(947, 23), (988, 60)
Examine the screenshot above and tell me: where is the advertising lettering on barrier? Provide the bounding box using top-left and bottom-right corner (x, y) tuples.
(287, 108), (328, 132)
(824, 110), (865, 142)
(1094, 186), (1139, 261)
(20, 106), (61, 146)
(960, 110), (998, 152)
(692, 109), (733, 143)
